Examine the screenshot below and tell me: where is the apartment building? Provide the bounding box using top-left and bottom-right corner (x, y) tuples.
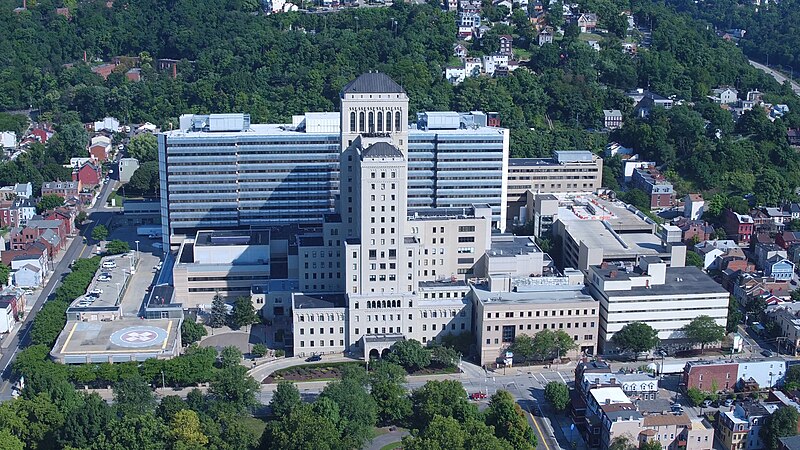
(158, 108), (509, 245)
(587, 257), (729, 353)
(506, 151), (603, 226)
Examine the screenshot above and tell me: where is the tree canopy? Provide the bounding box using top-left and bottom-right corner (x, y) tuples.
(682, 315), (726, 353)
(611, 322), (660, 358)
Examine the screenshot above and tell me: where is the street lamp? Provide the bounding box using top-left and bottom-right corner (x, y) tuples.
(134, 240), (140, 265)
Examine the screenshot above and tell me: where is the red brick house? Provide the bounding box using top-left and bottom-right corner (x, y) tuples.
(30, 128), (49, 144)
(682, 361), (738, 392)
(89, 142), (110, 161)
(776, 231), (800, 250)
(42, 209), (75, 236)
(0, 290), (26, 321)
(41, 181), (81, 201)
(91, 63), (115, 80)
(71, 162), (102, 188)
(723, 210), (754, 245)
(1, 243), (48, 267)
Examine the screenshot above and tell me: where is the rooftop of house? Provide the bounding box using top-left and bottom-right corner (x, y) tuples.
(780, 436), (800, 450)
(687, 194), (704, 202)
(589, 387), (630, 406)
(642, 413), (691, 427)
(471, 283), (595, 306)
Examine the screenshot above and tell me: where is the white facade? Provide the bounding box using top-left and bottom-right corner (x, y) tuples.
(93, 117), (120, 132)
(0, 132), (16, 149)
(684, 194), (705, 220)
(588, 259), (729, 352)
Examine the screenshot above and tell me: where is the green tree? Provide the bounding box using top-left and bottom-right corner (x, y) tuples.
(219, 346), (242, 369)
(385, 339), (431, 372)
(411, 380), (478, 431)
(91, 224), (109, 241)
(127, 134), (158, 163)
(686, 251), (704, 268)
(785, 365), (800, 392)
(113, 374), (156, 417)
(180, 320), (207, 345)
(621, 188), (652, 211)
(403, 415), (514, 450)
(0, 263), (10, 287)
(529, 329), (577, 360)
(544, 381), (570, 412)
(508, 334), (536, 361)
(319, 370), (379, 449)
(107, 413), (168, 450)
(126, 161), (160, 197)
(642, 440), (664, 450)
(727, 296), (743, 334)
(259, 403), (340, 450)
(209, 365), (260, 412)
(36, 194), (64, 213)
(369, 361), (412, 426)
(270, 381), (301, 418)
(168, 409), (208, 447)
(611, 322), (660, 359)
(761, 406), (799, 450)
(229, 296), (258, 330)
(430, 345), (460, 367)
(686, 387), (707, 407)
(682, 315), (726, 354)
(208, 294), (228, 328)
(609, 436), (637, 450)
(440, 332), (474, 357)
(0, 429), (24, 450)
(105, 239), (130, 255)
(156, 395), (187, 422)
(56, 392), (113, 448)
(251, 343), (268, 358)
(485, 390), (536, 450)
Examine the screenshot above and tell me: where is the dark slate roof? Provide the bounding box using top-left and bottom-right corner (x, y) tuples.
(342, 72), (406, 94)
(362, 142), (403, 159)
(780, 435), (800, 450)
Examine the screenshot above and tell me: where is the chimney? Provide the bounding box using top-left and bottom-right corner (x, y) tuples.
(83, 50), (87, 62)
(610, 270), (618, 279)
(172, 63), (177, 79)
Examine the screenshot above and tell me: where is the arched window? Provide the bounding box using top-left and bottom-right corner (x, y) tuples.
(359, 112), (365, 132)
(395, 111), (401, 131)
(386, 112), (392, 132)
(377, 112), (383, 132)
(368, 112), (375, 133)
(350, 111), (356, 133)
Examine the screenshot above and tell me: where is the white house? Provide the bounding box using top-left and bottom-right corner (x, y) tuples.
(695, 240), (739, 270)
(605, 142), (634, 158)
(684, 194), (705, 220)
(93, 117), (120, 132)
(711, 87), (738, 105)
(13, 183), (31, 200)
(445, 66), (467, 85)
(13, 264), (42, 288)
(0, 132), (17, 149)
(0, 301), (13, 333)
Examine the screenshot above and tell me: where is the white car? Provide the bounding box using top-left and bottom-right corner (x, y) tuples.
(98, 275), (111, 282)
(102, 261), (117, 269)
(90, 288), (103, 295)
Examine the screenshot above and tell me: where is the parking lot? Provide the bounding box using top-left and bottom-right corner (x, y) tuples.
(108, 226), (164, 317)
(71, 254), (132, 310)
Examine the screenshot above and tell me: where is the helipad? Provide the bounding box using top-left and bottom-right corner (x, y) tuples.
(110, 326), (168, 348)
(50, 318), (181, 364)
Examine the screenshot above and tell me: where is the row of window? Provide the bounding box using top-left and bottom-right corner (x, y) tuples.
(487, 322), (596, 332)
(487, 308), (596, 319)
(299, 340), (344, 348)
(298, 327), (344, 335)
(349, 110), (402, 134)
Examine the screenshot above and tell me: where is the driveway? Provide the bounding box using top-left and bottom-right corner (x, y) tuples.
(199, 329), (264, 354)
(364, 428), (408, 450)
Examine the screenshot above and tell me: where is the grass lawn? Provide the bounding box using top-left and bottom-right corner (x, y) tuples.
(380, 442), (403, 450)
(107, 191), (124, 207)
(514, 48), (532, 61)
(240, 416), (267, 440)
(577, 32), (603, 42)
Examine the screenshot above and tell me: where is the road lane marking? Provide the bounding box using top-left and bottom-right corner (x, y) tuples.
(528, 405), (552, 450)
(558, 372), (567, 383)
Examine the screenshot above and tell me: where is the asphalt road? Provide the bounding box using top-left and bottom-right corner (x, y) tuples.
(749, 59), (800, 96)
(0, 178), (117, 391)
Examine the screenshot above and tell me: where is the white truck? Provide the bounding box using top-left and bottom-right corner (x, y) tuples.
(136, 226), (162, 237)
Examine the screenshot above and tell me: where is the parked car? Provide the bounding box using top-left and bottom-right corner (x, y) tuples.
(470, 392), (487, 400)
(702, 400), (712, 408)
(98, 274), (112, 282)
(761, 349), (773, 357)
(102, 261), (117, 269)
(90, 288), (103, 295)
(153, 242), (163, 249)
(306, 354), (322, 362)
(724, 399), (734, 407)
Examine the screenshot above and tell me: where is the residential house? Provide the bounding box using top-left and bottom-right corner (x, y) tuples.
(458, 11), (481, 28)
(93, 117), (120, 132)
(684, 194), (705, 220)
(675, 219), (714, 244)
(716, 402), (774, 450)
(723, 210), (754, 245)
(30, 128), (49, 144)
(445, 0), (457, 11)
(711, 87), (739, 105)
(694, 240), (739, 270)
(605, 142), (634, 158)
(125, 68), (141, 82)
(631, 166), (674, 209)
(755, 243), (787, 270)
(733, 273), (792, 308)
(575, 13), (597, 32)
(91, 63), (116, 80)
(493, 0), (512, 12)
(765, 256), (794, 282)
(0, 132), (17, 150)
(457, 26), (474, 40)
(71, 161), (102, 188)
(603, 110), (623, 129)
(41, 181), (81, 201)
(445, 66), (467, 85)
(1, 244), (49, 272)
(683, 361), (739, 392)
(776, 231), (800, 250)
(118, 158), (140, 183)
(789, 243), (800, 265)
(13, 264), (42, 288)
(0, 289), (25, 322)
(13, 183), (31, 199)
(538, 27), (554, 46)
(0, 301), (14, 333)
(453, 43), (468, 58)
(10, 199), (35, 226)
(499, 34), (513, 56)
(42, 209), (75, 236)
(88, 135), (111, 161)
(767, 304), (800, 356)
(639, 414), (714, 450)
(633, 91), (673, 118)
(788, 129), (800, 146)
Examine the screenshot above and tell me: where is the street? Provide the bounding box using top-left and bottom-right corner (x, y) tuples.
(0, 178), (117, 393)
(749, 59), (800, 96)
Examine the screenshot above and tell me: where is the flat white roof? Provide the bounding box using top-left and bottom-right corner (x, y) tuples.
(589, 386), (630, 405)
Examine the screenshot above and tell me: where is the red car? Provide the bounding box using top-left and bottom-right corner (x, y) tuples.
(470, 392), (487, 400)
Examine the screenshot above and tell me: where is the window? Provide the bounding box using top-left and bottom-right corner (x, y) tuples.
(368, 111), (374, 133)
(502, 325), (515, 343)
(377, 111), (383, 132)
(458, 225), (475, 232)
(395, 111), (401, 131)
(386, 112), (392, 132)
(350, 112), (356, 132)
(359, 112), (365, 131)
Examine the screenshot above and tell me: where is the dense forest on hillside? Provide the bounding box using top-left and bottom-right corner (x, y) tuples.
(0, 0), (800, 201)
(657, 0), (800, 74)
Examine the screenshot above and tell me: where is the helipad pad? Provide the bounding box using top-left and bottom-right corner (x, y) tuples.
(110, 326), (168, 348)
